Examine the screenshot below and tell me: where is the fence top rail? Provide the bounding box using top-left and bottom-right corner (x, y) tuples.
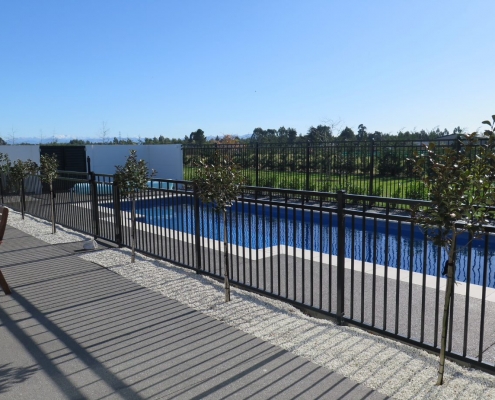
(243, 185), (338, 198)
(54, 177), (90, 184)
(344, 193), (431, 207)
(57, 170), (88, 177)
(91, 174), (193, 186)
(182, 137), (467, 150)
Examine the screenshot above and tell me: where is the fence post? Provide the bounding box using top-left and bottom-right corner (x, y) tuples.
(51, 186), (56, 233)
(21, 179), (26, 219)
(112, 175), (122, 247)
(89, 172), (100, 239)
(193, 185), (202, 274)
(336, 190), (346, 325)
(87, 156), (91, 174)
(306, 141), (311, 191)
(255, 142), (259, 187)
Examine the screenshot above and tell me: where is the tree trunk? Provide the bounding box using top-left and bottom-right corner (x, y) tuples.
(223, 209), (230, 302)
(50, 182), (56, 234)
(437, 234), (457, 385)
(131, 196), (136, 263)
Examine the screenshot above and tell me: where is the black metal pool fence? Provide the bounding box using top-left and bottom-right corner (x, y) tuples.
(2, 171), (495, 373)
(183, 138), (464, 199)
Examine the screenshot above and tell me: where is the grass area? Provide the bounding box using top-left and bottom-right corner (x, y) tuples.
(184, 166), (427, 200)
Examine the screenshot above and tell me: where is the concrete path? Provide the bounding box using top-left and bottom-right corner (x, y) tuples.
(0, 226), (386, 400)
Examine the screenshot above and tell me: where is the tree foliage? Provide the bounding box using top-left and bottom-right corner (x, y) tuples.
(0, 153), (12, 197)
(39, 154), (58, 185)
(0, 153), (11, 175)
(251, 127), (299, 144)
(193, 154), (244, 213)
(357, 124), (367, 141)
(10, 159), (38, 189)
(410, 114), (495, 385)
(377, 148), (403, 176)
(339, 126), (355, 140)
(115, 150), (156, 199)
(9, 159), (38, 219)
(306, 125), (332, 143)
(189, 129), (206, 145)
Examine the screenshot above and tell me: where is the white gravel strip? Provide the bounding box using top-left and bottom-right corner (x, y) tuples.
(6, 210), (93, 244)
(6, 209), (495, 399)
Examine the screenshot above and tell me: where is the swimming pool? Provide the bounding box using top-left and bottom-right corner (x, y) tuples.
(116, 196), (495, 288)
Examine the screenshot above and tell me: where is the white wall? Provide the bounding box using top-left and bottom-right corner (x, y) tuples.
(85, 145), (183, 180)
(0, 145), (40, 163)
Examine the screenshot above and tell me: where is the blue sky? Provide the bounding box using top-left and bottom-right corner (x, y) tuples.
(1, 1), (494, 142)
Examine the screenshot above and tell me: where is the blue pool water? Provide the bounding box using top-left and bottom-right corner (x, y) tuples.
(117, 197), (495, 288)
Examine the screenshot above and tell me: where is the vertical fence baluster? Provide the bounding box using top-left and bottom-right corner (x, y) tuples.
(305, 141), (310, 192)
(336, 190), (346, 325)
(255, 143), (259, 187)
(478, 234), (489, 363)
(462, 233), (473, 356)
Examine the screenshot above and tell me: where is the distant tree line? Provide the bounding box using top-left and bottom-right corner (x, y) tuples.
(0, 124), (465, 146)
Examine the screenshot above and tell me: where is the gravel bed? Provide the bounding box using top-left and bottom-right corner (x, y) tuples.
(6, 209), (495, 399)
(6, 211), (92, 244)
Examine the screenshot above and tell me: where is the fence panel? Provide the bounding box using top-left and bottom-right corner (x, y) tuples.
(4, 171), (495, 373)
(184, 138), (466, 200)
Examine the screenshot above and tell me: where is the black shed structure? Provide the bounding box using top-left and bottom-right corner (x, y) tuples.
(40, 146), (87, 172)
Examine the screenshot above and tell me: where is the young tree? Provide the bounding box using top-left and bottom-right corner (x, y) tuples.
(39, 154), (59, 233)
(115, 150), (156, 263)
(99, 121), (110, 144)
(0, 153), (12, 202)
(411, 115), (495, 385)
(10, 159), (38, 219)
(193, 153), (244, 302)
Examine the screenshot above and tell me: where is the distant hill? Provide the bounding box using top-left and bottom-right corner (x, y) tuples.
(1, 136), (141, 145)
